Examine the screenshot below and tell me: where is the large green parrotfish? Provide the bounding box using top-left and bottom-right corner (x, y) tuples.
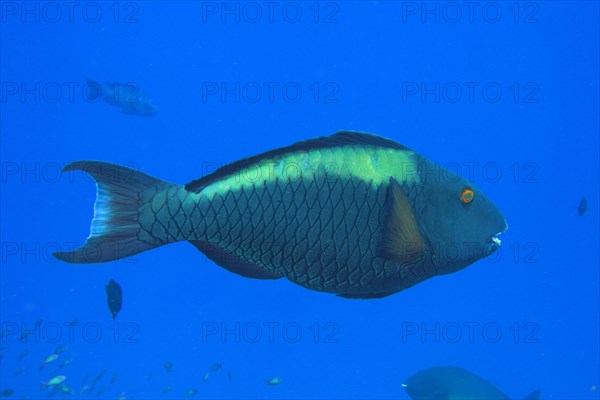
(54, 131), (507, 298)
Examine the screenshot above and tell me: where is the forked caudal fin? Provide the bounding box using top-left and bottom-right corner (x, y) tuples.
(53, 161), (171, 263)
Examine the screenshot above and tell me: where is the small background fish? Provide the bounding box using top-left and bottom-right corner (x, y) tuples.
(85, 79), (158, 116)
(578, 196), (588, 216)
(105, 279), (123, 319)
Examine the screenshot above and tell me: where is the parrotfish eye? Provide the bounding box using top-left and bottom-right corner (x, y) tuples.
(460, 188), (474, 204)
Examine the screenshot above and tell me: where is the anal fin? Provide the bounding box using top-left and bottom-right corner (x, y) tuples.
(337, 291), (396, 299)
(190, 241), (282, 280)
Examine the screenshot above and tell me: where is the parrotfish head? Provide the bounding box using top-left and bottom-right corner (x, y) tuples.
(416, 158), (507, 275)
(402, 367), (454, 399)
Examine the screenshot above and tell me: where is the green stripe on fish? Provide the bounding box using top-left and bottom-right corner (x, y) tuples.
(54, 131), (507, 298)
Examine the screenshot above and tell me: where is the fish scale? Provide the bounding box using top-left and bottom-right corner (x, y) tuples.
(145, 170), (390, 292)
(187, 175), (392, 292)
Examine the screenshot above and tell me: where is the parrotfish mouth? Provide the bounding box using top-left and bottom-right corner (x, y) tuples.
(489, 232), (502, 246)
(482, 234), (502, 259)
(486, 221), (508, 254)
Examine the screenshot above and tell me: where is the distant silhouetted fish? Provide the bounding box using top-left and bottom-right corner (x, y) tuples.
(403, 366), (540, 400)
(578, 197), (588, 216)
(105, 279), (122, 319)
(86, 79), (157, 116)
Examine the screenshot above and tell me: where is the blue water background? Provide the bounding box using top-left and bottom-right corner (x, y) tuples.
(1, 1), (599, 399)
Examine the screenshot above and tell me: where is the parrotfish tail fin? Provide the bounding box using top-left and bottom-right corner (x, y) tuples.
(53, 161), (170, 264)
(522, 390), (541, 400)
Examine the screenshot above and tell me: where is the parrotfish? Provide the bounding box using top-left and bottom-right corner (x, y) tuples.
(86, 79), (158, 116)
(54, 131), (507, 298)
(403, 366), (540, 400)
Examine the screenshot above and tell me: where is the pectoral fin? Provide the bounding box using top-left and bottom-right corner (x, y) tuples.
(190, 241), (282, 280)
(378, 177), (424, 263)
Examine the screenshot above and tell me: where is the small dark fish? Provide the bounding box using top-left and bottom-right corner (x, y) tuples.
(54, 344), (68, 355)
(92, 369), (107, 386)
(86, 79), (158, 116)
(578, 196), (588, 216)
(162, 385), (172, 394)
(59, 358), (73, 368)
(105, 279), (123, 320)
(18, 349), (29, 359)
(39, 353), (59, 370)
(210, 363), (222, 372)
(227, 371), (232, 382)
(164, 361), (173, 373)
(53, 383), (71, 394)
(403, 366), (540, 400)
(0, 388), (14, 397)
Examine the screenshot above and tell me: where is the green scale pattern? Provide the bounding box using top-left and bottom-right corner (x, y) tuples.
(139, 175), (427, 294)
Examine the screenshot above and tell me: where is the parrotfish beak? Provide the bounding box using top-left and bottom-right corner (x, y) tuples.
(485, 217), (508, 256)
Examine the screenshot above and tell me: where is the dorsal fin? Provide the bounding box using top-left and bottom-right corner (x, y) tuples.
(185, 130), (410, 193)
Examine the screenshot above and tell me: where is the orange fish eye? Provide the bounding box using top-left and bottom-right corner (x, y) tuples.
(461, 188), (474, 204)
